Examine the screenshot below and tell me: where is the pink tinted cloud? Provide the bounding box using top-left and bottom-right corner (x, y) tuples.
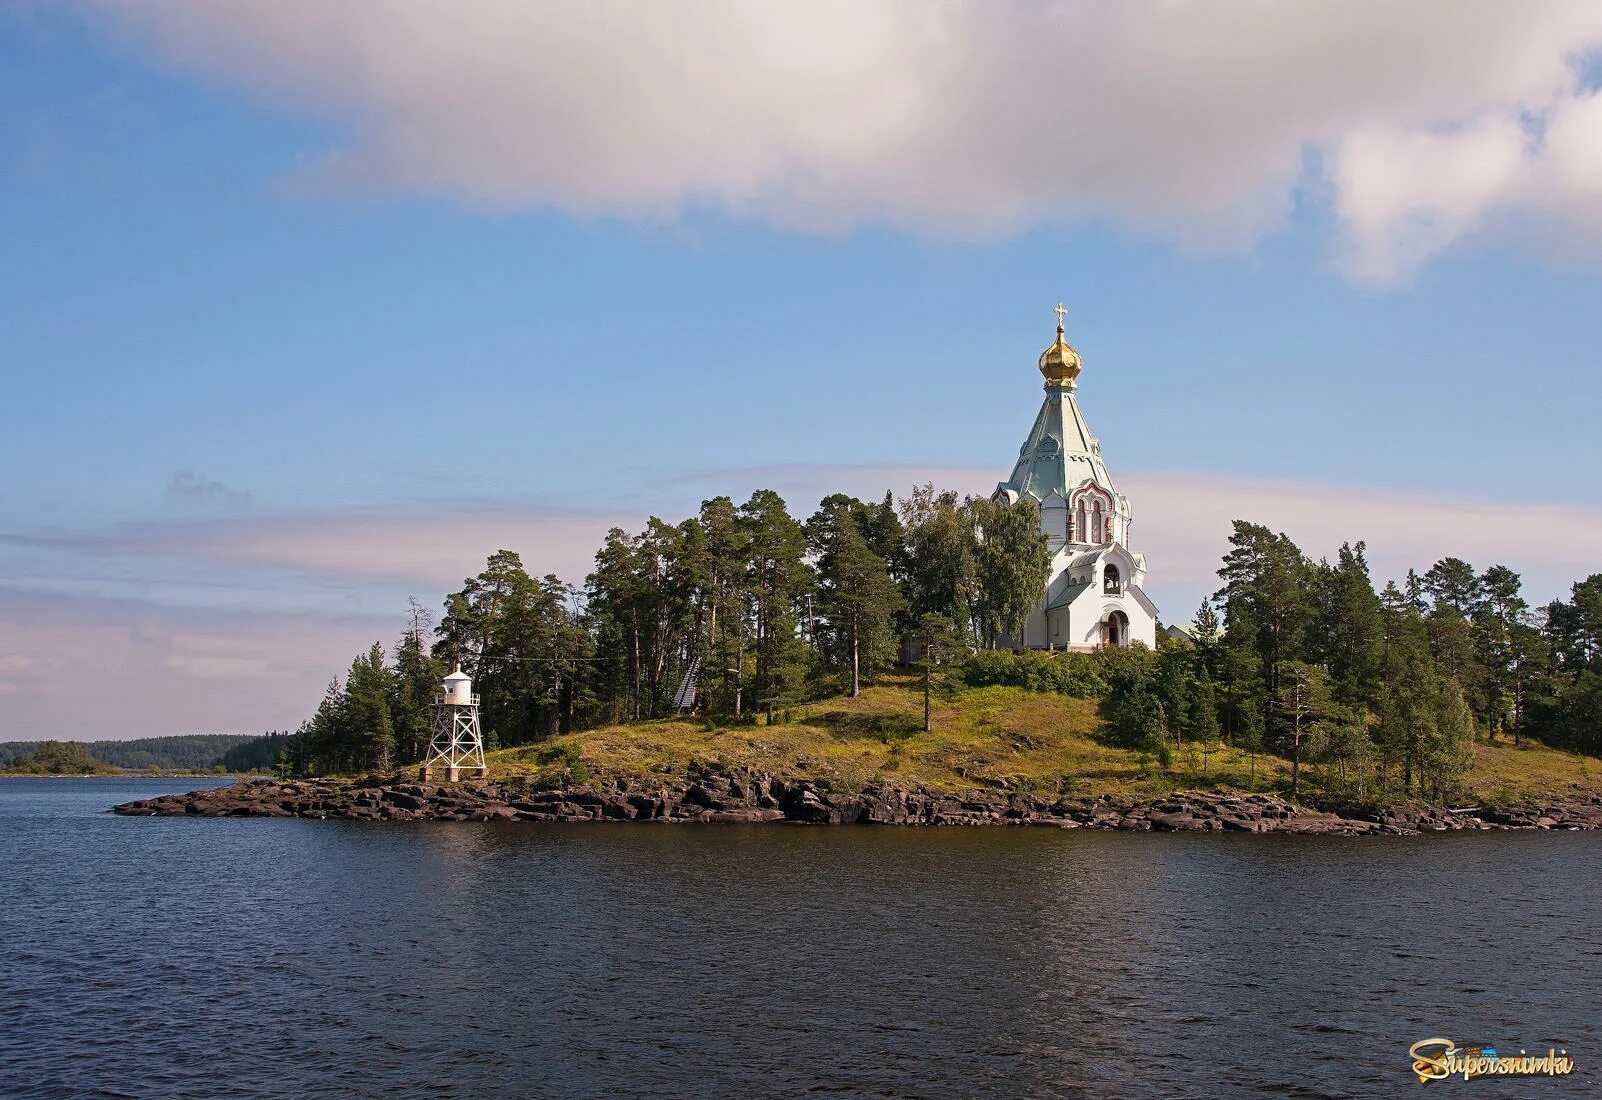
(1123, 472), (1602, 610)
(101, 508), (637, 590)
(0, 589), (395, 741)
(78, 471), (1602, 612)
(6, 470), (1597, 740)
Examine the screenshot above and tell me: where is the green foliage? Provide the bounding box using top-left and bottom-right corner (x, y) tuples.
(962, 649), (1108, 696)
(216, 732), (294, 773)
(972, 496), (1051, 646)
(0, 733), (293, 774)
(1273, 660), (1332, 796)
(5, 741), (118, 775)
(807, 496), (904, 697)
(277, 476), (1602, 794)
(899, 484), (981, 646)
(1310, 542), (1384, 706)
(439, 549), (590, 744)
(1192, 670), (1222, 770)
(390, 597), (445, 764)
(739, 489), (811, 718)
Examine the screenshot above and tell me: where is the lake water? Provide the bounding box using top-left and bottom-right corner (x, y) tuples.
(2, 777), (1598, 1098)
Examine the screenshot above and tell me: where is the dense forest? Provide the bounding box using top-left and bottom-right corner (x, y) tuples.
(217, 732), (295, 773)
(282, 487), (1602, 799)
(0, 733), (279, 773)
(283, 488), (1048, 775)
(970, 522), (1601, 799)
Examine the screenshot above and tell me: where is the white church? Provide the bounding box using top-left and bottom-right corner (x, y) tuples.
(992, 306), (1158, 650)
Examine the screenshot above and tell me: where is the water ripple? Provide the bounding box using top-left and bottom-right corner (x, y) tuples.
(2, 778), (1598, 1098)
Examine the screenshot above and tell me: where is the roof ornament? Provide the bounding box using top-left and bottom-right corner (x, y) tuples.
(1038, 301), (1083, 388)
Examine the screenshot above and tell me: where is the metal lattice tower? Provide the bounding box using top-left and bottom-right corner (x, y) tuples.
(419, 665), (487, 782)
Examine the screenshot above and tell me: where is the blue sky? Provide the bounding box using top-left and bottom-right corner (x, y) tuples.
(4, 3), (1602, 738)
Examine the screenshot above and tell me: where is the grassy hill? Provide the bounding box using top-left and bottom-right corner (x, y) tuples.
(487, 673), (1602, 807)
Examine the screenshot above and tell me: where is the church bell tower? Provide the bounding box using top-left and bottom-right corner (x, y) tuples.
(992, 305), (1158, 650)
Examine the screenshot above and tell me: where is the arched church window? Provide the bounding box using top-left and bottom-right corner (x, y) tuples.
(1105, 516), (1114, 542)
(1104, 565), (1121, 595)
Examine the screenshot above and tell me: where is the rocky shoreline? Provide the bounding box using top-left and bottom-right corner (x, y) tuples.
(112, 770), (1602, 835)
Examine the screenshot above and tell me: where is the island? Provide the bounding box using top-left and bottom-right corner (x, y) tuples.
(109, 313), (1602, 836)
(115, 672), (1602, 834)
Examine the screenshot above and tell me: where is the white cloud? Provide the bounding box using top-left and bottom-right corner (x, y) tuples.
(1334, 115), (1530, 285)
(86, 1), (1602, 282)
(1333, 86), (1602, 284)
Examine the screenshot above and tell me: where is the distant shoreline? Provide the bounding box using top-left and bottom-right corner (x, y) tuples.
(2, 772), (261, 780)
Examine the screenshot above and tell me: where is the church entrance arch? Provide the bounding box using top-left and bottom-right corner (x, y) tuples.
(1100, 610), (1129, 648)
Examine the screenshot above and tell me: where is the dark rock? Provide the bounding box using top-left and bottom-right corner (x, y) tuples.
(683, 783), (725, 810)
(1148, 811), (1203, 831)
(107, 777), (1602, 834)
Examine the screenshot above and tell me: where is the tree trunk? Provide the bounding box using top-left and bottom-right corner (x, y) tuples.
(850, 622), (860, 699)
(923, 647), (932, 732)
(549, 668), (561, 739)
(631, 611), (641, 722)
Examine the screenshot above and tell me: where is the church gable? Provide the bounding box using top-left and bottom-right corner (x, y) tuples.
(1067, 482), (1115, 544)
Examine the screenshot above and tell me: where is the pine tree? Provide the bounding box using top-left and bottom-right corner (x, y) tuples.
(1152, 644), (1194, 758)
(1274, 660), (1332, 797)
(1422, 557), (1482, 617)
(1475, 564), (1529, 739)
(914, 612), (962, 732)
(807, 498), (903, 697)
(1312, 542), (1384, 707)
(344, 643), (395, 773)
(697, 496), (752, 717)
(390, 597), (444, 764)
(438, 550), (586, 743)
(1317, 703), (1372, 799)
(586, 528), (649, 721)
(1373, 581), (1472, 796)
(1215, 521), (1313, 756)
(1192, 598), (1222, 675)
(738, 490), (811, 720)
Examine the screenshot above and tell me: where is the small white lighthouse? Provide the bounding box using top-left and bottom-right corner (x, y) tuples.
(419, 665), (487, 782)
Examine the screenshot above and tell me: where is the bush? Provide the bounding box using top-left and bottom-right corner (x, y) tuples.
(961, 649), (1118, 697)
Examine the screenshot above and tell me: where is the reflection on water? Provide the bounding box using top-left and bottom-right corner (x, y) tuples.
(2, 778), (1598, 1098)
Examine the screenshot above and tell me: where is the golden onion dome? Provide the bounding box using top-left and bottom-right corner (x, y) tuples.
(1038, 302), (1082, 387)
